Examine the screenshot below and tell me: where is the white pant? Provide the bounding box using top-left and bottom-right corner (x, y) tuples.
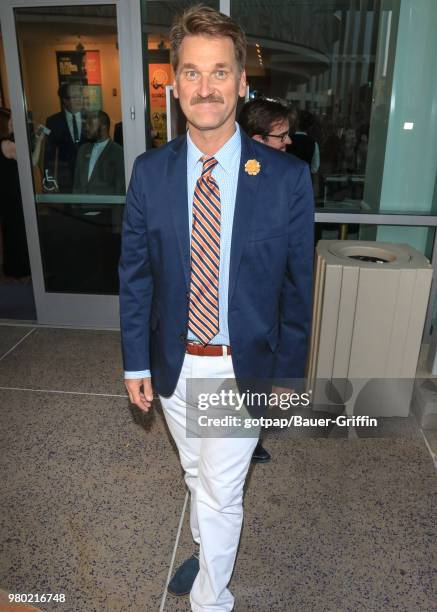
(159, 353), (259, 611)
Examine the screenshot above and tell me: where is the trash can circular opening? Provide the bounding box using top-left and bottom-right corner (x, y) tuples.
(348, 254), (389, 264)
(327, 244), (400, 264)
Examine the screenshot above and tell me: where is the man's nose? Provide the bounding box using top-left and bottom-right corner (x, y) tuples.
(198, 74), (213, 97)
(285, 134), (292, 145)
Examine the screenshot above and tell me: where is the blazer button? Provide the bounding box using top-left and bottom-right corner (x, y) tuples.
(179, 333), (186, 342)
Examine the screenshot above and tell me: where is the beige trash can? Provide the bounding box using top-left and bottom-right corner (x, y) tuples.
(307, 241), (432, 417)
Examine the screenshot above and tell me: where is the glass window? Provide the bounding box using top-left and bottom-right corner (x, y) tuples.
(231, 0), (393, 212)
(15, 5), (125, 294)
(231, 0), (437, 232)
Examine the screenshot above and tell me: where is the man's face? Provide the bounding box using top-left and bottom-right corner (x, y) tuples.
(85, 115), (99, 141)
(173, 35), (246, 134)
(64, 85), (83, 113)
(263, 119), (291, 152)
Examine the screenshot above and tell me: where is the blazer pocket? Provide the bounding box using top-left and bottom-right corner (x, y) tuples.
(248, 225), (288, 242)
(266, 323), (279, 352)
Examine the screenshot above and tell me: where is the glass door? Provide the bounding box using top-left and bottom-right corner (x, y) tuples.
(0, 0), (145, 326)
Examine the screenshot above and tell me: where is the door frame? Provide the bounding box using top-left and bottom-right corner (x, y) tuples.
(0, 0), (145, 328)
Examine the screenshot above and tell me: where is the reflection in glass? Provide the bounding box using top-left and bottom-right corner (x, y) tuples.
(73, 111), (125, 195)
(43, 83), (88, 193)
(15, 5), (125, 294)
(231, 0), (393, 216)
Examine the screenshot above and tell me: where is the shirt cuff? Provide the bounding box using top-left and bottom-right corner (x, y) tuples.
(124, 370), (151, 379)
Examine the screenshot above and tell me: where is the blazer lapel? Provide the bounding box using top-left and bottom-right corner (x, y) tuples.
(228, 131), (262, 304)
(168, 135), (190, 288)
(88, 140), (111, 183)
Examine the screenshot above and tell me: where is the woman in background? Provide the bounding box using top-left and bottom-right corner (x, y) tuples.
(0, 108), (31, 281)
(0, 108), (10, 139)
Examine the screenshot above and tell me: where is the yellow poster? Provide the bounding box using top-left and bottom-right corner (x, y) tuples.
(149, 63), (173, 146)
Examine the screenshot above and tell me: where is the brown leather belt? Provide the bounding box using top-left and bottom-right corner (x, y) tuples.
(186, 342), (232, 356)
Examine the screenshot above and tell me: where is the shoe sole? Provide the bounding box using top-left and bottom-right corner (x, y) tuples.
(251, 457), (271, 463)
(167, 588), (190, 598)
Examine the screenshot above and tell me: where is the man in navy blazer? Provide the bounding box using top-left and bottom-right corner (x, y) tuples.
(119, 6), (313, 611)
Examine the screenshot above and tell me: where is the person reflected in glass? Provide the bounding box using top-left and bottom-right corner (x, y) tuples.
(341, 122), (357, 174)
(73, 110), (125, 195)
(356, 124), (369, 175)
(287, 109), (320, 175)
(44, 83), (87, 193)
(0, 107), (10, 140)
(0, 109), (31, 282)
(114, 121), (123, 148)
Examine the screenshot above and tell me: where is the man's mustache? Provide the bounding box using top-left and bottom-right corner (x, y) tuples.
(190, 95), (224, 105)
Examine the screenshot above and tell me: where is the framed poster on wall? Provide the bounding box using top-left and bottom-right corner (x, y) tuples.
(148, 62), (172, 146)
(56, 50), (102, 111)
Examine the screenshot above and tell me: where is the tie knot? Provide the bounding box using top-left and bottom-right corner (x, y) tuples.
(201, 156), (218, 177)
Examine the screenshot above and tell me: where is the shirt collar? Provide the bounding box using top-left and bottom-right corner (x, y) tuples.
(93, 138), (110, 149)
(65, 109), (81, 118)
(187, 123), (241, 175)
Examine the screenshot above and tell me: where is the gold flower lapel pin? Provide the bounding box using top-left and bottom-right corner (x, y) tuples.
(244, 159), (261, 176)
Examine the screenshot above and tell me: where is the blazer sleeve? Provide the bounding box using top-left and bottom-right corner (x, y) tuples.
(274, 163), (314, 382)
(118, 158), (153, 372)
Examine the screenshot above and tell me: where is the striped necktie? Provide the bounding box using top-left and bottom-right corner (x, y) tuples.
(188, 156), (221, 345)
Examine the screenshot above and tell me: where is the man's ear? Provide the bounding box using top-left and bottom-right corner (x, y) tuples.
(252, 134), (264, 144)
(238, 69), (247, 98)
(173, 79), (179, 99)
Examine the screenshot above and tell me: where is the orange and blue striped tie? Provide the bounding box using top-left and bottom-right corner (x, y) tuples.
(188, 156), (221, 345)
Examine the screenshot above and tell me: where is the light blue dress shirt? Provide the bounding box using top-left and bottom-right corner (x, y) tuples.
(64, 109), (82, 142)
(124, 124), (241, 380)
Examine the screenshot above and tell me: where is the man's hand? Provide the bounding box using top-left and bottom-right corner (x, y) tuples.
(125, 377), (154, 413)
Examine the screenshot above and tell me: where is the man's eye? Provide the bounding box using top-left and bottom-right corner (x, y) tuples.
(215, 70), (228, 79)
(185, 71), (198, 80)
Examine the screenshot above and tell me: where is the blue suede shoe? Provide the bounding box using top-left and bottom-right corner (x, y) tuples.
(167, 553), (199, 597)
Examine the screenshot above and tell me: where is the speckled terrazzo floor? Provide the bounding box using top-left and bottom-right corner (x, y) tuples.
(1, 325), (436, 612)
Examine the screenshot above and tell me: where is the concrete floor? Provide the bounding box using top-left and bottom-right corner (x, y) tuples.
(0, 325), (436, 612)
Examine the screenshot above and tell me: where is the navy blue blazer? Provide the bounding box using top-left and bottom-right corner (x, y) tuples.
(119, 130), (314, 397)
